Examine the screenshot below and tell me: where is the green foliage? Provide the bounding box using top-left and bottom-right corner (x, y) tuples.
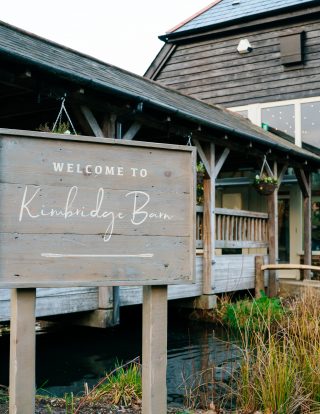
(254, 173), (278, 185)
(235, 289), (320, 413)
(90, 361), (142, 407)
(64, 392), (75, 414)
(37, 122), (73, 134)
(0, 386), (8, 405)
(223, 292), (285, 331)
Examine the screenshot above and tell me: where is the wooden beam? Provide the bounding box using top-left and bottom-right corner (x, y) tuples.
(277, 163), (289, 186)
(142, 286), (167, 414)
(193, 138), (211, 177)
(255, 256), (265, 298)
(122, 122), (141, 140)
(202, 142), (215, 295)
(294, 168), (310, 198)
(214, 148), (230, 177)
(102, 113), (117, 138)
(303, 171), (312, 280)
(262, 264), (320, 271)
(9, 288), (36, 414)
(267, 161), (278, 297)
(80, 106), (104, 137)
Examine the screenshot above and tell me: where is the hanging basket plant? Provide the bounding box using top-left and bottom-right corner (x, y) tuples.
(253, 176), (278, 195)
(253, 156), (278, 196)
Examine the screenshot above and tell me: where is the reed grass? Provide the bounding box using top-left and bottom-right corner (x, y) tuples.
(235, 288), (320, 413)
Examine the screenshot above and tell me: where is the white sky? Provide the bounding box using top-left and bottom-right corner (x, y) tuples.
(1, 1), (210, 75)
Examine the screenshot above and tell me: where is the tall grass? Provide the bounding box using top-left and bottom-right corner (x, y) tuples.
(73, 358), (141, 413)
(235, 288), (320, 413)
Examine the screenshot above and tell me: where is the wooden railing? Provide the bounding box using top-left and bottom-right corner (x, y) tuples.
(196, 206), (269, 249)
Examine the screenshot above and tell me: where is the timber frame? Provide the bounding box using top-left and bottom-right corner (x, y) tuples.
(0, 20), (320, 318)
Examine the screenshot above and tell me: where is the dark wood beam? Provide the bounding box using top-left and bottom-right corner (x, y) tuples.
(294, 168), (310, 198)
(102, 114), (117, 138)
(122, 122), (141, 140)
(80, 106), (103, 137)
(214, 148), (230, 177)
(277, 163), (289, 186)
(267, 161), (278, 297)
(193, 138), (211, 177)
(302, 171), (312, 280)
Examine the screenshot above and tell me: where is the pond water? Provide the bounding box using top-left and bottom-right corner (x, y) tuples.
(0, 306), (241, 406)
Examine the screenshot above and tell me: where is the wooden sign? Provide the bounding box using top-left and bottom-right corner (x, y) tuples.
(0, 130), (196, 288)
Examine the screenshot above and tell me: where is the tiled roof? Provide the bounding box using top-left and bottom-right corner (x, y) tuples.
(0, 21), (320, 165)
(171, 0), (316, 34)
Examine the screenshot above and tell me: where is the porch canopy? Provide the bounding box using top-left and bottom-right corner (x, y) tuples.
(0, 20), (320, 295)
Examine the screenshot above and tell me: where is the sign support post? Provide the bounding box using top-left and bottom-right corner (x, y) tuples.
(142, 285), (168, 414)
(9, 288), (36, 414)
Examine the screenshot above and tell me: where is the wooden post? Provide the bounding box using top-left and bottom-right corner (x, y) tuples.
(255, 255), (265, 298)
(9, 288), (36, 414)
(142, 285), (167, 414)
(102, 113), (117, 138)
(203, 143), (215, 295)
(267, 162), (278, 297)
(294, 168), (312, 280)
(303, 172), (312, 280)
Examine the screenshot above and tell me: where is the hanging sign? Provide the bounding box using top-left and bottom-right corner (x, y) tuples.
(0, 130), (196, 288)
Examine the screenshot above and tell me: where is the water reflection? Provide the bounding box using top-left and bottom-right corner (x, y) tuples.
(0, 307), (241, 405)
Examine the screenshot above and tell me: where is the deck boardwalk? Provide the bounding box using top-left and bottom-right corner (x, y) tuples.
(0, 255), (267, 321)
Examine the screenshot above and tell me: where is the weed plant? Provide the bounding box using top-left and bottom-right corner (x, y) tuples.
(90, 360), (142, 406)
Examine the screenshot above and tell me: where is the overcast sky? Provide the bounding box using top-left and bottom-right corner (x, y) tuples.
(1, 1), (210, 75)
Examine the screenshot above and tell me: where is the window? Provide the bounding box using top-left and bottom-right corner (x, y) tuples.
(261, 105), (295, 137)
(229, 96), (320, 149)
(302, 101), (320, 147)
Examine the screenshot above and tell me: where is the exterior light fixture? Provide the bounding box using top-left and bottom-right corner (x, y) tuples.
(237, 39), (253, 54)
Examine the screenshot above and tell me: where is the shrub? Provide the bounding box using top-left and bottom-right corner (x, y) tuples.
(223, 292), (285, 331)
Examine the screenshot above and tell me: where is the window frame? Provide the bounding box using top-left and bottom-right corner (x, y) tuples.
(229, 96), (320, 148)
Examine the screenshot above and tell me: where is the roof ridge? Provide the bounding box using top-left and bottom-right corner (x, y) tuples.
(166, 0), (223, 33)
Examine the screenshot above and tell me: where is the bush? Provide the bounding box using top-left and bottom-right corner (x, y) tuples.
(223, 292), (285, 331)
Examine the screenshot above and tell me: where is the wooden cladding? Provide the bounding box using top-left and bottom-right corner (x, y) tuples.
(196, 206), (268, 249)
(155, 18), (320, 106)
(0, 129), (196, 288)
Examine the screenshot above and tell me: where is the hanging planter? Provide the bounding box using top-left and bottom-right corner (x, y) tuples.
(253, 178), (278, 195)
(253, 156), (278, 196)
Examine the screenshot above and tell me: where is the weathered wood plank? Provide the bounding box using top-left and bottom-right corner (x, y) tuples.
(9, 288), (36, 414)
(303, 172), (312, 280)
(0, 183), (191, 236)
(215, 208), (268, 219)
(0, 135), (192, 194)
(267, 162), (279, 297)
(255, 256), (265, 298)
(142, 286), (167, 414)
(215, 240), (268, 248)
(122, 122), (141, 140)
(0, 287), (99, 321)
(0, 233), (192, 287)
(0, 132), (195, 288)
(155, 16), (320, 107)
(202, 143), (215, 295)
(80, 106), (104, 137)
